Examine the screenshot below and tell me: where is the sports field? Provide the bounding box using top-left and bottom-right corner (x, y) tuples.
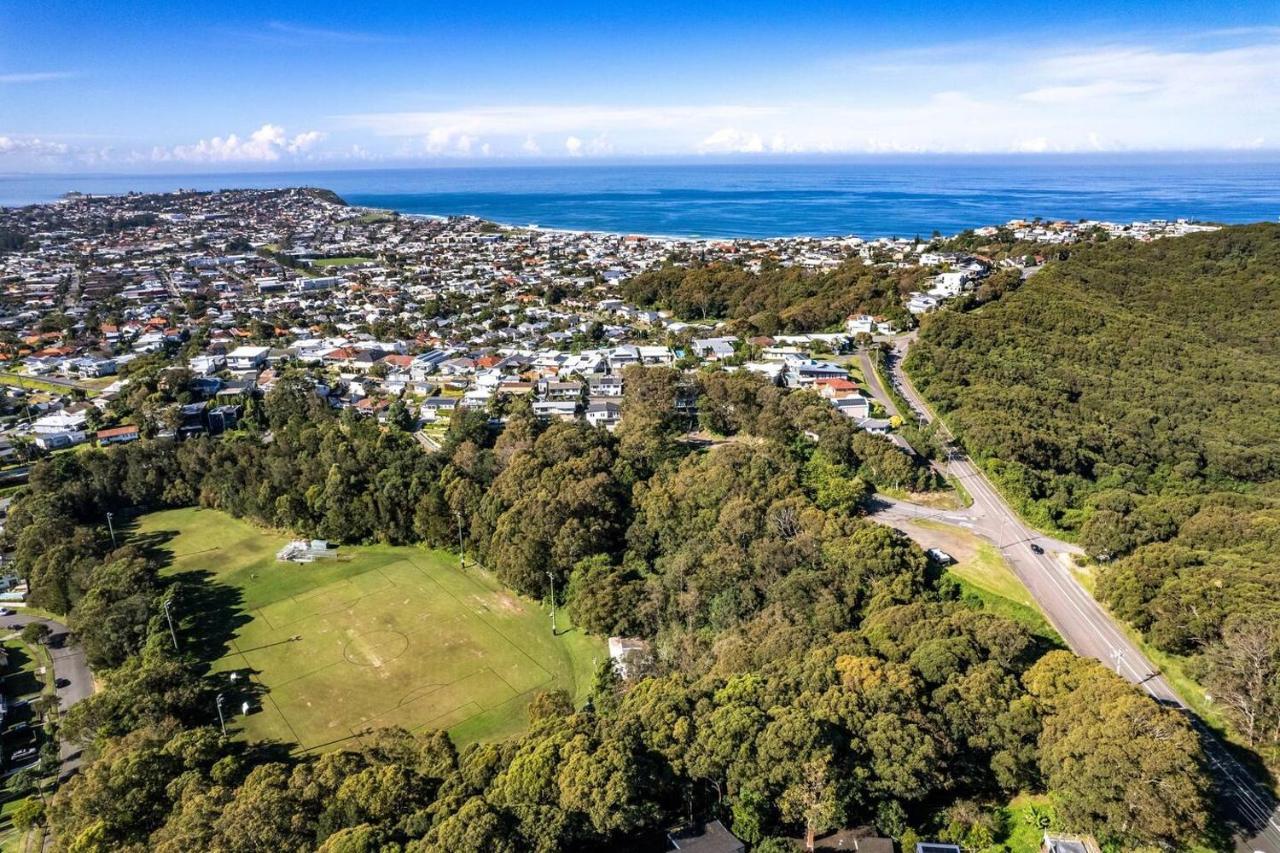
(135, 507), (603, 751)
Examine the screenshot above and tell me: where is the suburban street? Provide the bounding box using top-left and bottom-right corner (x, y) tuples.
(4, 611), (94, 779)
(868, 336), (1280, 853)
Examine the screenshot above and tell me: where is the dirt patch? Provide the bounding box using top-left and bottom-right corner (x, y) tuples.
(343, 630), (409, 667)
(487, 592), (522, 614)
(893, 519), (980, 561)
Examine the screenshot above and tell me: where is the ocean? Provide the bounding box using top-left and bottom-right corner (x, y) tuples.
(2, 159), (1278, 239)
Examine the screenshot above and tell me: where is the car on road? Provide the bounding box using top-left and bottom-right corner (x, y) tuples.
(0, 608), (13, 616)
(1029, 543), (1044, 555)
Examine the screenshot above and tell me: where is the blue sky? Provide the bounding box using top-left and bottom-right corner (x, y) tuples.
(2, 0), (1278, 171)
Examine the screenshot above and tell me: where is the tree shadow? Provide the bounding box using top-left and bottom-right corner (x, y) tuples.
(1166, 704), (1280, 849)
(166, 568), (251, 673)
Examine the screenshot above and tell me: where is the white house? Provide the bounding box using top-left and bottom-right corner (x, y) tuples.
(586, 400), (621, 429)
(907, 293), (939, 314)
(845, 315), (877, 336)
(227, 345), (269, 371)
(929, 271), (969, 298)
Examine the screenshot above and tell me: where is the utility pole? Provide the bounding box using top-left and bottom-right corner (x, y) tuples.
(216, 693), (227, 736)
(162, 598), (179, 650)
(454, 510), (465, 569)
(546, 571), (557, 635)
(106, 511), (117, 549)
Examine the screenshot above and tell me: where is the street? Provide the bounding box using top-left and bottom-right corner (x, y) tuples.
(4, 612), (93, 779)
(868, 335), (1280, 853)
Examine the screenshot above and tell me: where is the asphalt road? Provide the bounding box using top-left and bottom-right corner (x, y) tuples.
(870, 336), (1280, 853)
(4, 611), (94, 778)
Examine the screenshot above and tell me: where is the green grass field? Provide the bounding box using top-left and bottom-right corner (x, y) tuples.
(134, 508), (603, 751)
(909, 519), (1063, 646)
(310, 256), (374, 267)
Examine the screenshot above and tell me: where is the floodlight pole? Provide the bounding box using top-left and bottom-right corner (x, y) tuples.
(106, 511), (117, 549)
(546, 571), (557, 635)
(216, 692), (227, 736)
(454, 510), (465, 569)
(162, 598), (179, 650)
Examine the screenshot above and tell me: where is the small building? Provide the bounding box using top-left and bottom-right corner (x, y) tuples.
(608, 636), (650, 679)
(35, 430), (86, 451)
(667, 819), (744, 853)
(276, 539), (339, 563)
(802, 829), (894, 852)
(915, 843), (962, 853)
(1042, 834), (1101, 853)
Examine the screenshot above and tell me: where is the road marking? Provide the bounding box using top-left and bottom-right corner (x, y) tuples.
(888, 352), (1280, 847)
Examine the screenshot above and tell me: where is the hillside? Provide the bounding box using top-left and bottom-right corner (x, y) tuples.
(906, 223), (1280, 767)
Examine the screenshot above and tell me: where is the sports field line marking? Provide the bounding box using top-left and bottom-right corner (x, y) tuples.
(262, 575), (395, 632)
(402, 553), (557, 685)
(266, 690), (306, 748)
(254, 606), (276, 632)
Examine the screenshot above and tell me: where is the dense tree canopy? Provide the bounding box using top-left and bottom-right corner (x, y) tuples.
(906, 224), (1280, 769)
(4, 359), (1214, 850)
(622, 259), (919, 332)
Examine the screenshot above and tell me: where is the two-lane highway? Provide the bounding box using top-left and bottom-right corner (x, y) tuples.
(870, 336), (1280, 853)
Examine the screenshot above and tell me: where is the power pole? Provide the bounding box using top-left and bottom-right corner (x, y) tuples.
(454, 510), (465, 569)
(106, 511), (117, 549)
(215, 693), (227, 736)
(546, 571), (557, 635)
(162, 598), (179, 650)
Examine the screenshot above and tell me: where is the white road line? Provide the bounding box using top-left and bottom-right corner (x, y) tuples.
(890, 353), (1280, 845)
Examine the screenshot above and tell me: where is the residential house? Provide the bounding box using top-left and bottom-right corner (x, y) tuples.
(691, 337), (737, 361)
(531, 400), (578, 420)
(667, 820), (744, 853)
(587, 375), (624, 397)
(96, 424), (140, 446)
(227, 345), (270, 371)
(585, 400), (621, 429)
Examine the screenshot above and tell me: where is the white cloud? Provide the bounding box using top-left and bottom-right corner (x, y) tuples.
(1012, 136), (1052, 153)
(0, 71), (76, 84)
(242, 21), (399, 46)
(1018, 80), (1156, 104)
(286, 130), (324, 153)
(698, 128), (765, 153)
(8, 31), (1280, 169)
(155, 123), (327, 163)
(338, 104), (776, 138)
(330, 36), (1279, 157)
(424, 128), (483, 156)
(0, 135), (70, 157)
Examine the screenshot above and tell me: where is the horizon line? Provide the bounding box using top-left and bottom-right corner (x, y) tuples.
(4, 148), (1280, 180)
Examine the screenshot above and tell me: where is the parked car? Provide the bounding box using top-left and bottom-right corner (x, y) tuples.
(1030, 543), (1044, 555)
